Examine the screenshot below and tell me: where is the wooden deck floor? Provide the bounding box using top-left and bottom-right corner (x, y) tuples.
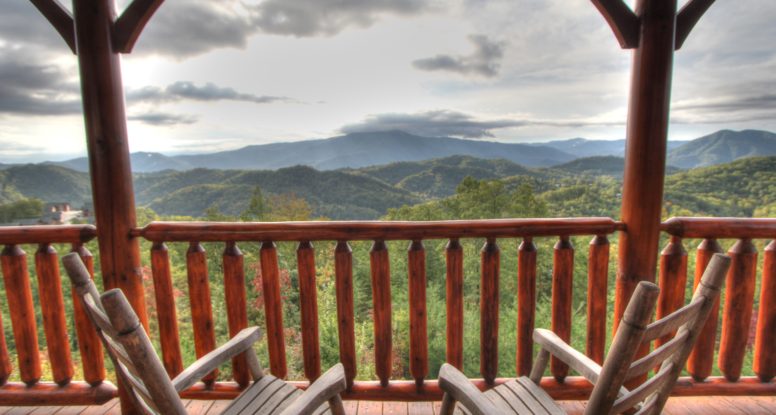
(1, 396), (775, 414)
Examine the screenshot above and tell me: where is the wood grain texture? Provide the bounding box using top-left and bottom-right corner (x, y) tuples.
(138, 218), (619, 242)
(687, 238), (723, 381)
(517, 237), (537, 376)
(480, 239), (499, 385)
(656, 236), (688, 348)
(586, 235), (609, 365)
(754, 240), (776, 382)
(0, 289), (10, 385)
(186, 242), (217, 386)
(150, 242), (183, 378)
(70, 244), (105, 386)
(222, 242), (249, 387)
(718, 239), (757, 382)
(445, 239), (464, 371)
(407, 240), (428, 387)
(334, 241), (356, 389)
(0, 225), (96, 245)
(0, 381), (116, 406)
(1, 245), (41, 385)
(551, 236), (574, 381)
(34, 244), (73, 385)
(370, 241), (392, 387)
(260, 241), (287, 379)
(662, 217), (776, 239)
(297, 241), (322, 381)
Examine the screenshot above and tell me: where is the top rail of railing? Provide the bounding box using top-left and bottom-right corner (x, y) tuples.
(0, 225), (97, 245)
(133, 217), (624, 242)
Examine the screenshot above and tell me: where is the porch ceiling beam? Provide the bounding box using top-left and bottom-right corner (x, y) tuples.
(591, 0), (640, 49)
(28, 0), (75, 53)
(112, 0), (165, 53)
(675, 0), (716, 50)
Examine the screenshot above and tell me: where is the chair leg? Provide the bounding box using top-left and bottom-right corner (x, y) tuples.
(328, 394), (346, 415)
(246, 348), (264, 380)
(530, 348), (550, 384)
(440, 392), (456, 415)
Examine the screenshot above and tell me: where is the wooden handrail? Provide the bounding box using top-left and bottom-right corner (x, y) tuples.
(662, 217), (776, 239)
(135, 218), (622, 242)
(0, 225), (97, 245)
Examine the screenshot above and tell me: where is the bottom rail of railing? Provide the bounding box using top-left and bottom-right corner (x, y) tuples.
(0, 381), (117, 406)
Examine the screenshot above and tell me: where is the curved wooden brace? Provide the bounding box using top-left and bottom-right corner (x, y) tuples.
(675, 0), (716, 50)
(29, 0), (76, 53)
(591, 0), (640, 49)
(112, 0), (165, 53)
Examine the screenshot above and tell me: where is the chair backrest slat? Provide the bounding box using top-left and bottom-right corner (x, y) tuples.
(584, 253), (730, 415)
(63, 253), (188, 415)
(642, 298), (703, 342)
(626, 330), (688, 380)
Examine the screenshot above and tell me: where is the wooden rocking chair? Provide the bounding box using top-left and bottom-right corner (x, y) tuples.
(439, 253), (731, 415)
(63, 253), (347, 415)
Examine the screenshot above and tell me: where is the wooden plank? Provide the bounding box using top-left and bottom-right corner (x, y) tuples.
(260, 241), (287, 379)
(551, 236), (574, 381)
(334, 242), (357, 389)
(297, 241), (322, 381)
(187, 242), (218, 385)
(370, 240), (393, 387)
(445, 239), (464, 370)
(586, 235), (609, 365)
(222, 242), (249, 387)
(35, 244), (73, 385)
(687, 238), (723, 381)
(718, 239), (757, 381)
(70, 244), (105, 386)
(408, 240), (428, 386)
(754, 240), (776, 382)
(358, 401), (382, 415)
(480, 238), (499, 385)
(150, 242), (183, 378)
(407, 401), (434, 415)
(1, 245), (41, 384)
(517, 237), (537, 375)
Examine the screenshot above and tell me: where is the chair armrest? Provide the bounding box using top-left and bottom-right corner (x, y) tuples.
(533, 328), (603, 384)
(279, 363), (347, 415)
(172, 327), (261, 392)
(438, 364), (503, 415)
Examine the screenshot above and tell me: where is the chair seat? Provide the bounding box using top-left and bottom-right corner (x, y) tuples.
(455, 377), (565, 415)
(222, 375), (332, 415)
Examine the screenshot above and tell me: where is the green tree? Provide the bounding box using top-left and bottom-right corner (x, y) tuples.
(240, 186), (269, 221)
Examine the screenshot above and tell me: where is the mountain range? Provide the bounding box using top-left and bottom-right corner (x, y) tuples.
(39, 129), (776, 173)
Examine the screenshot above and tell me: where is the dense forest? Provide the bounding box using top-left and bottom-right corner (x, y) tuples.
(0, 155), (773, 384)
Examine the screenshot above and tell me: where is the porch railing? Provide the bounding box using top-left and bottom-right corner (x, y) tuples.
(0, 217), (774, 405)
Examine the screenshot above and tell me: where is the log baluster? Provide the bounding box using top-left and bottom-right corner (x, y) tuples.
(445, 239), (464, 370)
(370, 240), (392, 387)
(408, 240), (428, 387)
(656, 236), (688, 348)
(551, 236), (574, 382)
(334, 241), (356, 389)
(0, 286), (10, 385)
(70, 243), (105, 385)
(297, 241), (321, 381)
(480, 238), (500, 385)
(223, 242), (249, 387)
(754, 240), (776, 382)
(719, 239), (757, 382)
(150, 242), (183, 378)
(35, 243), (73, 385)
(517, 237), (537, 375)
(687, 238), (723, 381)
(187, 242), (217, 386)
(586, 235), (609, 364)
(260, 241), (287, 378)
(0, 245), (40, 384)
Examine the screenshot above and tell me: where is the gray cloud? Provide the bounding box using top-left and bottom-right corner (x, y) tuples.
(671, 84), (776, 124)
(128, 112), (198, 126)
(413, 34), (506, 77)
(127, 81), (294, 104)
(341, 110), (623, 138)
(0, 48), (81, 116)
(0, 2), (72, 50)
(252, 0), (429, 37)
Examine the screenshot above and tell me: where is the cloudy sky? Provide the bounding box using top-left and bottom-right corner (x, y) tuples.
(1, 0), (775, 162)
